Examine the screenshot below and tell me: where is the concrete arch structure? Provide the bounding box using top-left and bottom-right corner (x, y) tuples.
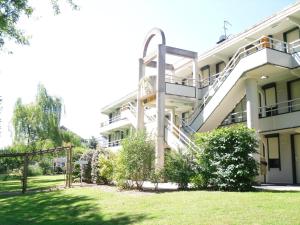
(137, 28), (198, 171)
(142, 28), (166, 58)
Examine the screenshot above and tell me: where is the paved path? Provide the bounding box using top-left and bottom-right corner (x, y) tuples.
(254, 184), (300, 192)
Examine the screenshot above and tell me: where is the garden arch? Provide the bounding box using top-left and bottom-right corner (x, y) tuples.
(0, 146), (73, 193)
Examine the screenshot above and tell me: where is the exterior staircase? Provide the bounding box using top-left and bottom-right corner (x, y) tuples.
(184, 37), (295, 133)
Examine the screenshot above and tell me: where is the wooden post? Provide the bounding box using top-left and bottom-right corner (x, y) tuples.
(65, 148), (69, 188)
(22, 154), (29, 194)
(65, 147), (72, 188)
(69, 146), (73, 187)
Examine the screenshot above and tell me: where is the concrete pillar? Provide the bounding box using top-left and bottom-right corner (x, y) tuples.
(137, 58), (145, 130)
(245, 78), (259, 130)
(245, 78), (261, 183)
(192, 58), (200, 113)
(258, 88), (266, 117)
(192, 58), (199, 101)
(155, 44), (166, 171)
(171, 108), (176, 124)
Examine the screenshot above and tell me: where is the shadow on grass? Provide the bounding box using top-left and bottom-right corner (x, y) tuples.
(0, 190), (149, 225)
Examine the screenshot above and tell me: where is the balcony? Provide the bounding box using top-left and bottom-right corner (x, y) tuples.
(220, 98), (300, 132)
(99, 115), (131, 134)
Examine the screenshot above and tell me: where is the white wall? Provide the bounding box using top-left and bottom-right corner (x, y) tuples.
(267, 133), (293, 184)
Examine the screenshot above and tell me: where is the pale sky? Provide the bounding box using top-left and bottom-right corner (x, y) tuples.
(0, 0), (296, 147)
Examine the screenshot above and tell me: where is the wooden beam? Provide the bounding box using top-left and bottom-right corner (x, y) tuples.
(0, 146), (72, 158)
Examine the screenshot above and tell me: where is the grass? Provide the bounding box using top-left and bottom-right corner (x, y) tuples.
(0, 175), (65, 193)
(0, 175), (300, 225)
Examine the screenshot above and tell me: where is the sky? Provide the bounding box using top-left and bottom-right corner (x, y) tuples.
(0, 0), (296, 147)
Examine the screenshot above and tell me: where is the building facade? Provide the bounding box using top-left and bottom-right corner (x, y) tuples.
(100, 2), (300, 184)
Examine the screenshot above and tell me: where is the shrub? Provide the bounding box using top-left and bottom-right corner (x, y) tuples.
(116, 131), (155, 190)
(28, 164), (43, 176)
(72, 147), (89, 179)
(150, 170), (164, 191)
(98, 151), (116, 184)
(193, 124), (259, 191)
(164, 150), (195, 190)
(38, 158), (53, 175)
(79, 149), (94, 183)
(91, 149), (101, 184)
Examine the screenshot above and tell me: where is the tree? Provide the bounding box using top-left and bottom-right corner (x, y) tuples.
(0, 0), (78, 50)
(88, 136), (98, 150)
(13, 84), (63, 148)
(116, 131), (155, 190)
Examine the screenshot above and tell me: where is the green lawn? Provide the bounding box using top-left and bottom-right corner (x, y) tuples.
(0, 176), (300, 225)
(0, 175), (65, 193)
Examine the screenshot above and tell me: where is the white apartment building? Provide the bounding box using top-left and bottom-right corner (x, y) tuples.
(100, 2), (300, 184)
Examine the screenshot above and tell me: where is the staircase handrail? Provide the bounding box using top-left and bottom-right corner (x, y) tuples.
(165, 119), (200, 153)
(186, 36), (289, 126)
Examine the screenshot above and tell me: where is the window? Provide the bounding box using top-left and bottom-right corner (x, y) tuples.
(182, 78), (187, 85)
(216, 61), (226, 74)
(288, 79), (300, 112)
(284, 27), (300, 52)
(263, 83), (278, 117)
(108, 113), (113, 124)
(284, 27), (300, 43)
(200, 65), (210, 87)
(182, 112), (188, 123)
(267, 135), (281, 169)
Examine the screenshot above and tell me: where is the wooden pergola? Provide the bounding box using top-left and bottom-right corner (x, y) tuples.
(0, 146), (73, 193)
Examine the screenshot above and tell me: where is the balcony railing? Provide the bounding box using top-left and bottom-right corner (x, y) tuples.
(221, 98), (300, 126)
(289, 39), (300, 53)
(259, 97), (300, 118)
(221, 111), (247, 126)
(100, 115), (124, 127)
(107, 139), (123, 147)
(165, 74), (196, 86)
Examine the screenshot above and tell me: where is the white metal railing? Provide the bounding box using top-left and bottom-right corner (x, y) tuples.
(289, 39), (300, 53)
(121, 102), (156, 123)
(165, 119), (200, 153)
(220, 98), (300, 126)
(199, 72), (222, 88)
(165, 72), (221, 88)
(105, 139), (123, 148)
(258, 97), (300, 118)
(121, 102), (136, 114)
(221, 110), (247, 126)
(185, 36), (290, 126)
(179, 118), (196, 135)
(165, 74), (196, 86)
(100, 114), (124, 127)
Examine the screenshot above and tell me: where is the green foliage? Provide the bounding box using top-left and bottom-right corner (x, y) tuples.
(116, 131), (155, 189)
(60, 130), (82, 147)
(193, 124), (259, 191)
(0, 0), (78, 51)
(150, 170), (164, 191)
(13, 84), (63, 148)
(79, 149), (94, 183)
(91, 149), (101, 184)
(164, 150), (195, 190)
(28, 164), (43, 176)
(88, 136), (98, 150)
(38, 158), (54, 175)
(98, 151), (116, 185)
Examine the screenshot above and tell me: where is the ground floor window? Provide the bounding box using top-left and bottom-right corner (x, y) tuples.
(266, 134), (281, 170)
